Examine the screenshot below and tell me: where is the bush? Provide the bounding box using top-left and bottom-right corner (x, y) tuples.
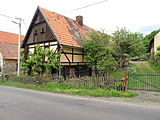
(149, 61), (160, 72)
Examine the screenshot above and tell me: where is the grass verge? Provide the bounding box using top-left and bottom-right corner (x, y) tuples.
(0, 80), (136, 98)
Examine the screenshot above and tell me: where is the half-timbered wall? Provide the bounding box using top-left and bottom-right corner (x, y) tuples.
(61, 47), (84, 65)
(28, 41), (58, 54)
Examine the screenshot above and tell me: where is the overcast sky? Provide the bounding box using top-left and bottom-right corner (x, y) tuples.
(0, 0), (160, 35)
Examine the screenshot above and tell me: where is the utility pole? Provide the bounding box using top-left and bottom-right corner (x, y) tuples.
(0, 13), (24, 75)
(17, 18), (22, 75)
(12, 18), (23, 75)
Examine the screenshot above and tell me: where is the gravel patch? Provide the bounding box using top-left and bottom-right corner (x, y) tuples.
(101, 91), (160, 107)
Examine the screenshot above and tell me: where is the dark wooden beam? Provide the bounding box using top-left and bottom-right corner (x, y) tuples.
(29, 44), (58, 49)
(61, 49), (71, 63)
(54, 47), (59, 54)
(61, 52), (83, 55)
(26, 39), (57, 45)
(82, 49), (84, 62)
(72, 48), (74, 62)
(62, 44), (83, 49)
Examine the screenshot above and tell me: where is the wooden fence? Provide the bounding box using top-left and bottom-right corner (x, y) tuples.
(2, 71), (160, 92)
(1, 71), (127, 91)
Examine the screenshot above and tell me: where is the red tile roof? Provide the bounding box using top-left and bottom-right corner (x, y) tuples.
(0, 31), (25, 44)
(39, 7), (92, 48)
(0, 31), (24, 60)
(0, 42), (18, 60)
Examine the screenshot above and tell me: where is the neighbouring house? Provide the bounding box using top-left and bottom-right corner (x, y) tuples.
(0, 31), (24, 75)
(149, 32), (160, 60)
(22, 6), (94, 77)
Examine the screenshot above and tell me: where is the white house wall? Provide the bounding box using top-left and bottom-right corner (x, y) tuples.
(154, 32), (160, 54)
(0, 52), (3, 75)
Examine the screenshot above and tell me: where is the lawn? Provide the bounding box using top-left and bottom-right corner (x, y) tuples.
(130, 61), (155, 72)
(0, 79), (136, 98)
(128, 61), (160, 91)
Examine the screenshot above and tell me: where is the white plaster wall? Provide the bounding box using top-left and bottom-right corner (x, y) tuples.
(154, 32), (160, 54)
(0, 52), (3, 75)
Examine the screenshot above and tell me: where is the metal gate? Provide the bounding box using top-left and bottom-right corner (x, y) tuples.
(128, 72), (160, 91)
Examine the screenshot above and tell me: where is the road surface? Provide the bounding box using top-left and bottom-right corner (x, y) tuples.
(0, 86), (160, 120)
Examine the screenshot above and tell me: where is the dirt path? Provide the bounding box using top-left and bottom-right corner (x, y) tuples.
(130, 61), (155, 72)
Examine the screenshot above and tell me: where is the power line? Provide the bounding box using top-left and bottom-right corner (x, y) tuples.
(68, 0), (108, 12)
(22, 20), (28, 30)
(0, 13), (24, 22)
(0, 13), (15, 19)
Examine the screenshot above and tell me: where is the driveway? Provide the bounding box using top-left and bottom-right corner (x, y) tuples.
(0, 86), (160, 120)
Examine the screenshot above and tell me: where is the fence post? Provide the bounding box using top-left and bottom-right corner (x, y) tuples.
(124, 71), (128, 92)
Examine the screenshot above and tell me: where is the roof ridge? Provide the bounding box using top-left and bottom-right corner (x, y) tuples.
(39, 6), (92, 31)
(39, 6), (65, 18)
(22, 6), (93, 48)
(39, 6), (80, 25)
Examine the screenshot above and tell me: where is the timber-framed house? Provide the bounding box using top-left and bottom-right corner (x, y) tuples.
(22, 6), (93, 77)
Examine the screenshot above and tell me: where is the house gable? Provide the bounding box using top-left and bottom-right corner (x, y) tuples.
(22, 7), (94, 66)
(22, 8), (57, 47)
(39, 7), (92, 48)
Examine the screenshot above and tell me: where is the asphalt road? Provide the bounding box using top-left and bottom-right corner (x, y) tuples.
(0, 86), (160, 120)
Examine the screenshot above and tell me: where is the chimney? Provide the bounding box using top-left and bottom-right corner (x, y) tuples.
(76, 16), (83, 27)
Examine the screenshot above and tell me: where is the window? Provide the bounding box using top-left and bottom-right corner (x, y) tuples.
(41, 28), (45, 34)
(34, 30), (38, 35)
(33, 30), (38, 42)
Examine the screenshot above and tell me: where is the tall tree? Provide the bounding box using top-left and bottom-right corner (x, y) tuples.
(112, 28), (145, 67)
(83, 31), (117, 74)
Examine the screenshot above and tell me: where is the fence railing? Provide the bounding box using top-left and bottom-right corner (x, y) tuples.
(128, 72), (160, 91)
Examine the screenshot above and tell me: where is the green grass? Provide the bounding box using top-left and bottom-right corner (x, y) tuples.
(130, 61), (155, 72)
(128, 72), (160, 90)
(0, 80), (136, 98)
(128, 61), (160, 90)
(149, 61), (160, 72)
(154, 93), (160, 96)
